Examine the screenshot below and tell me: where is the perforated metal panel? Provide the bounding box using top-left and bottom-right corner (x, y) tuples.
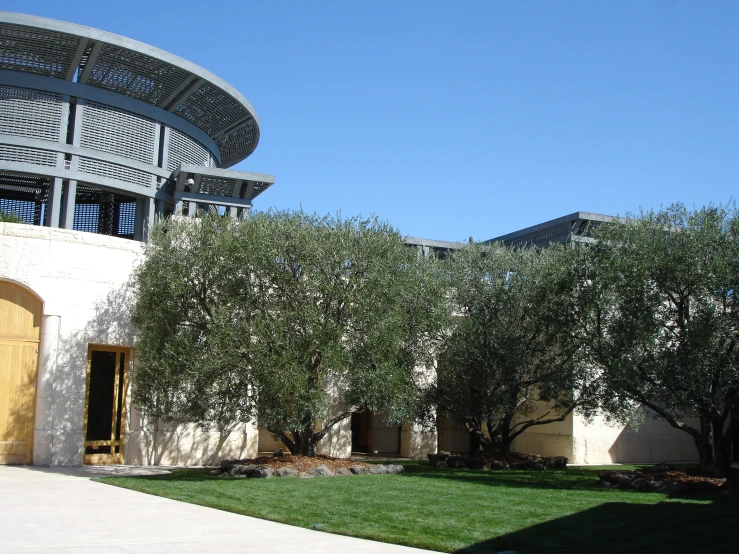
(216, 122), (257, 167)
(0, 86), (64, 141)
(0, 144), (58, 167)
(77, 156), (154, 188)
(0, 172), (49, 225)
(249, 181), (271, 200)
(79, 101), (157, 164)
(166, 128), (211, 171)
(0, 23), (79, 77)
(72, 185), (136, 238)
(87, 44), (191, 105)
(175, 82), (249, 136)
(198, 175), (235, 197)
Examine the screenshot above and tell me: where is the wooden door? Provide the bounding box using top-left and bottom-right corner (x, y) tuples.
(0, 281), (42, 465)
(83, 346), (129, 464)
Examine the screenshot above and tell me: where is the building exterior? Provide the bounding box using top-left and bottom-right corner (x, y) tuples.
(0, 13), (702, 467)
(0, 12), (272, 466)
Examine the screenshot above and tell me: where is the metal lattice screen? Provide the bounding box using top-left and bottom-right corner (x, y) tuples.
(73, 185), (136, 239)
(0, 173), (48, 224)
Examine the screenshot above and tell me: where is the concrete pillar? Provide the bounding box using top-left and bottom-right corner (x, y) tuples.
(134, 197), (155, 242)
(34, 315), (60, 466)
(60, 180), (77, 230)
(45, 178), (63, 228)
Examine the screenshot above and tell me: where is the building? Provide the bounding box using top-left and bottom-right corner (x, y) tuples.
(0, 12), (273, 466)
(0, 12), (702, 467)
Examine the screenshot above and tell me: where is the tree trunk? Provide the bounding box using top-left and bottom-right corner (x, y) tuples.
(694, 416), (714, 471)
(289, 427), (318, 457)
(500, 417), (512, 453)
(711, 417), (731, 476)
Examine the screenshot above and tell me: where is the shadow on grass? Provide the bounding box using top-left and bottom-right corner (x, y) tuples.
(454, 497), (738, 554)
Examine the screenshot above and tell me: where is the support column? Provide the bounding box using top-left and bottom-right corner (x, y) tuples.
(60, 180), (76, 230)
(134, 197), (156, 242)
(45, 178), (63, 228)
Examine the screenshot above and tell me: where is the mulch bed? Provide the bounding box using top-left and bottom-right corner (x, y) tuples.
(597, 463), (737, 494)
(226, 454), (371, 473)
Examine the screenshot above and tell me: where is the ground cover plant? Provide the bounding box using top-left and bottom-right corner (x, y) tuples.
(100, 462), (736, 553)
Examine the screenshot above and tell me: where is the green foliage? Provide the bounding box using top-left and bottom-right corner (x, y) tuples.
(0, 211), (24, 223)
(435, 241), (601, 452)
(131, 211), (447, 455)
(574, 203), (739, 471)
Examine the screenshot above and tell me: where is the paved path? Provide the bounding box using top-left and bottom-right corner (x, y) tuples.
(0, 465), (438, 553)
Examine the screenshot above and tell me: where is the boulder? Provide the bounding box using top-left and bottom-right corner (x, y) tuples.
(368, 464), (389, 474)
(446, 456), (466, 469)
(544, 456), (568, 470)
(299, 473), (314, 478)
(595, 479), (611, 488)
(229, 464), (257, 478)
(464, 457), (490, 470)
(250, 466), (274, 479)
(385, 464), (405, 474)
(662, 482), (689, 496)
(435, 461), (448, 469)
(349, 465), (370, 474)
(209, 468), (223, 475)
(491, 461), (510, 470)
(308, 465), (334, 477)
(437, 451), (451, 460)
(220, 459), (232, 468)
(274, 467), (299, 478)
(511, 461), (546, 471)
(336, 468), (353, 476)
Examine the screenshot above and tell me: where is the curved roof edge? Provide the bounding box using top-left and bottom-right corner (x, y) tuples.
(0, 11), (261, 167)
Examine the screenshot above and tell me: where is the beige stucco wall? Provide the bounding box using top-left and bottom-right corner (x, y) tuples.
(0, 223), (254, 466)
(571, 410), (699, 464)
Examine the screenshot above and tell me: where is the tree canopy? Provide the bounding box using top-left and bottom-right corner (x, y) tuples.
(570, 204), (739, 472)
(131, 211), (447, 456)
(434, 241), (602, 453)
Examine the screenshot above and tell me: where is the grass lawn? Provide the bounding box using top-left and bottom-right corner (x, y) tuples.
(99, 461), (736, 553)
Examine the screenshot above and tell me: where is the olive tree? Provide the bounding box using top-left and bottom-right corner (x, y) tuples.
(434, 242), (602, 453)
(131, 211), (446, 456)
(573, 204), (739, 473)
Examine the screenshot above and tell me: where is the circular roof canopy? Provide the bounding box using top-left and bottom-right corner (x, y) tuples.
(0, 11), (260, 167)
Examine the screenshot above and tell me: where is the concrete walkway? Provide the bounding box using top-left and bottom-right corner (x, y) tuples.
(0, 466), (438, 553)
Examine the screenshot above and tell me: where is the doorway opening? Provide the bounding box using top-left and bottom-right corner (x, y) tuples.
(83, 346), (129, 464)
(351, 410), (372, 453)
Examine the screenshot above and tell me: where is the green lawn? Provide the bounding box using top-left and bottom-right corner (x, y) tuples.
(99, 462), (736, 553)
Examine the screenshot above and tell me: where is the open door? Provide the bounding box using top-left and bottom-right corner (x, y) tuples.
(83, 346), (129, 465)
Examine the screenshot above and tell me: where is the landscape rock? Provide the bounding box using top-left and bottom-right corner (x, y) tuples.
(209, 469), (223, 475)
(368, 464), (389, 474)
(511, 461), (546, 471)
(308, 465), (334, 477)
(250, 466), (274, 478)
(229, 464), (257, 477)
(661, 482), (689, 495)
(437, 451), (451, 460)
(544, 456), (568, 470)
(274, 467), (299, 478)
(446, 456), (466, 469)
(435, 461), (448, 469)
(491, 461), (510, 470)
(464, 457), (490, 470)
(272, 448), (285, 457)
(336, 468), (353, 476)
(349, 465), (370, 475)
(385, 464), (405, 474)
(299, 473), (314, 478)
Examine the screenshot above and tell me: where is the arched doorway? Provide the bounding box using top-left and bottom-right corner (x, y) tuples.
(0, 281), (42, 464)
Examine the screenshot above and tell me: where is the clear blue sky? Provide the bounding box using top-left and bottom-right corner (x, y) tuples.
(6, 1), (737, 241)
